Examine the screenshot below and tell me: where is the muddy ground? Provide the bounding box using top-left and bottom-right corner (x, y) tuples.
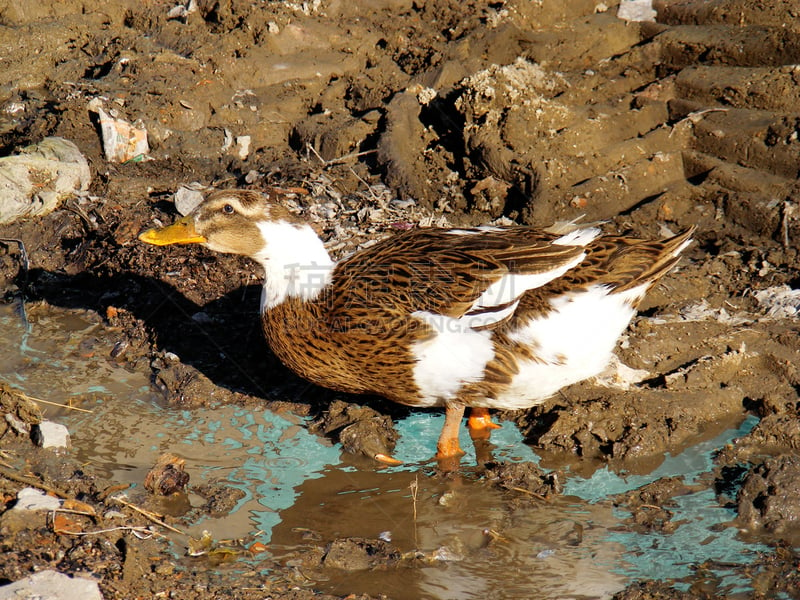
(1, 0), (800, 598)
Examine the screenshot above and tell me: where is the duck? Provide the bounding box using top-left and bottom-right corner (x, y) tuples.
(139, 188), (694, 465)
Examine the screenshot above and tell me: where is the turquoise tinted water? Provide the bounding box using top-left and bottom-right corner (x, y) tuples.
(0, 302), (771, 598)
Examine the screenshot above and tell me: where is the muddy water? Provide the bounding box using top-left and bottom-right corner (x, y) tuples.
(1, 301), (766, 599)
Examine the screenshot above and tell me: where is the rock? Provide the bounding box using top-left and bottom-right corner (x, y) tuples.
(174, 183), (207, 216)
(0, 137), (91, 225)
(31, 420), (71, 449)
(0, 570), (103, 600)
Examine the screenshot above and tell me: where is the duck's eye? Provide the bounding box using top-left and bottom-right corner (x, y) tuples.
(222, 203), (234, 215)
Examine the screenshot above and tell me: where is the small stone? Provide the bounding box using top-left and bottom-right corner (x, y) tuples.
(174, 183), (205, 216)
(31, 420), (71, 449)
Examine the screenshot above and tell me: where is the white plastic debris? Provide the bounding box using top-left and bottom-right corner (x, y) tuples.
(13, 487), (61, 511)
(88, 98), (150, 163)
(221, 128), (234, 152)
(676, 299), (750, 326)
(0, 570), (103, 600)
(235, 135), (251, 160)
(594, 354), (650, 389)
(617, 0), (656, 22)
(31, 420), (71, 449)
(755, 285), (800, 319)
(432, 546), (464, 562)
(0, 137), (91, 225)
(167, 0), (197, 20)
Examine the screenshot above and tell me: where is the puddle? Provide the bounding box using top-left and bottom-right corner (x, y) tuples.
(0, 301), (770, 598)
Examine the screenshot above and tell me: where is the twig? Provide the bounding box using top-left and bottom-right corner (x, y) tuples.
(409, 474), (419, 549)
(348, 166), (381, 201)
(110, 494), (185, 535)
(0, 465), (70, 499)
(304, 142), (376, 167)
(306, 143), (327, 165)
(324, 149), (377, 166)
(509, 486), (547, 501)
(53, 524), (162, 538)
(782, 201), (795, 249)
(13, 390), (94, 414)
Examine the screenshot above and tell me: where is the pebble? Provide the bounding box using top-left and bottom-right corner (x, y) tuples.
(31, 420), (71, 449)
(0, 570), (103, 600)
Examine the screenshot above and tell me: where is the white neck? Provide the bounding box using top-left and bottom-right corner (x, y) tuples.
(253, 220), (334, 311)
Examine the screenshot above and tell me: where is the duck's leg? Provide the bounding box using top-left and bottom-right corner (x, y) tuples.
(467, 407), (501, 441)
(435, 402), (466, 459)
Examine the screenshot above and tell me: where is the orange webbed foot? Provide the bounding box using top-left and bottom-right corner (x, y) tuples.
(374, 453), (403, 466)
(467, 407), (501, 440)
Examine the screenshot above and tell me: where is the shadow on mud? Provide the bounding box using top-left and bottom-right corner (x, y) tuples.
(20, 267), (291, 399)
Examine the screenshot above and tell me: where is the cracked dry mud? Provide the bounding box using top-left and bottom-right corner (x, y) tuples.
(1, 0), (800, 598)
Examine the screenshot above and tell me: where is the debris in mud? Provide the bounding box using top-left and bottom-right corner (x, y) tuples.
(755, 284), (800, 319)
(143, 453), (189, 496)
(0, 570), (103, 600)
(187, 529), (240, 561)
(309, 399), (398, 462)
(0, 137), (90, 225)
(12, 487), (61, 512)
(482, 461), (563, 498)
(612, 580), (698, 600)
(0, 383), (41, 439)
(191, 480), (246, 518)
(737, 455), (800, 537)
(613, 477), (698, 534)
(88, 98), (150, 163)
(322, 537), (401, 571)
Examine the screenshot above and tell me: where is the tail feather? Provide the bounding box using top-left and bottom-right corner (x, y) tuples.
(610, 226), (696, 293)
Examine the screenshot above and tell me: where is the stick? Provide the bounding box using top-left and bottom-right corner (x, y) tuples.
(0, 465), (70, 499)
(14, 390), (94, 414)
(109, 494), (185, 535)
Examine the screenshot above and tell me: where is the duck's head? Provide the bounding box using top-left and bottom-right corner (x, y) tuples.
(139, 189), (301, 258)
(139, 188), (333, 309)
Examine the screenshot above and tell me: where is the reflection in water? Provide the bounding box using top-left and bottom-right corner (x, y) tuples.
(271, 467), (627, 599)
(0, 302), (768, 598)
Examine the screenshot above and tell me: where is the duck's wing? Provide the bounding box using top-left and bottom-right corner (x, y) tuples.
(325, 227), (598, 331)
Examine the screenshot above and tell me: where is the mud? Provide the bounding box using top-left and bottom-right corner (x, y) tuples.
(1, 0), (800, 598)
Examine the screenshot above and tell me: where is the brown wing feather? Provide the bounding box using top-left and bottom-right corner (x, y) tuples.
(324, 227), (586, 326)
(513, 226), (695, 320)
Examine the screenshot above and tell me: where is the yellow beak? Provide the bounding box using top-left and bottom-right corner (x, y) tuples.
(138, 215), (207, 246)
